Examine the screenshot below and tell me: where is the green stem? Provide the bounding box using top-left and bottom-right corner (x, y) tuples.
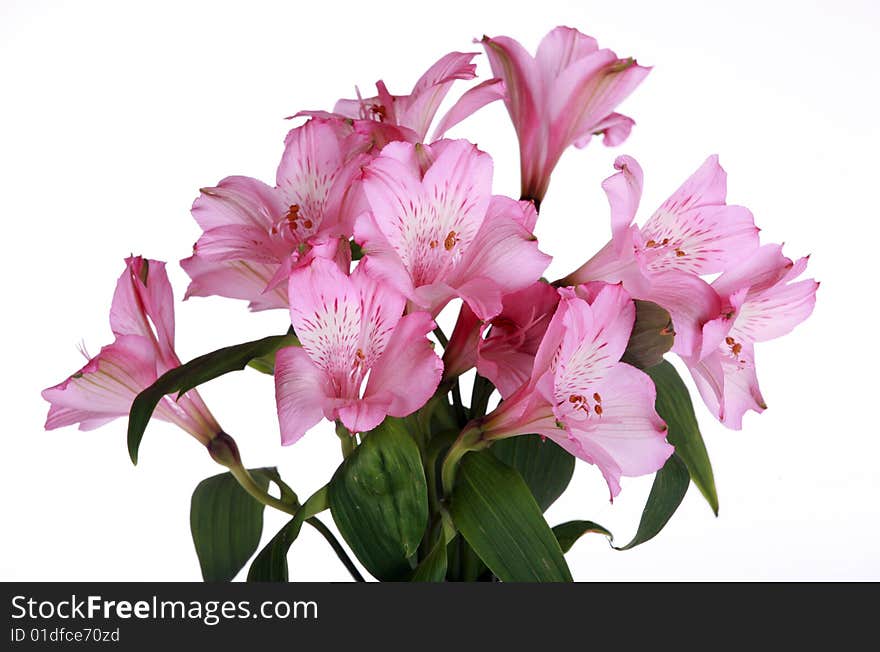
(306, 516), (365, 582)
(433, 326), (449, 348)
(228, 465), (298, 516)
(470, 374), (495, 417)
(440, 422), (488, 497)
(336, 421), (356, 458)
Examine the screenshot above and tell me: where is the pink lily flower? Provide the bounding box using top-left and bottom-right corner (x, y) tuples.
(302, 51), (505, 144)
(181, 118), (367, 310)
(274, 257), (443, 443)
(476, 282), (672, 498)
(560, 154), (760, 357)
(442, 281), (560, 398)
(683, 244), (818, 429)
(355, 138), (551, 320)
(42, 257), (220, 445)
(481, 26), (650, 205)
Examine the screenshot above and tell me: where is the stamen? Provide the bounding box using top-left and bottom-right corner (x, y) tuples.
(675, 249), (686, 257)
(593, 392), (602, 403)
(444, 231), (459, 251)
(594, 405), (603, 415)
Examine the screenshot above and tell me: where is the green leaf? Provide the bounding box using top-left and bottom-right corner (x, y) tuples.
(646, 360), (719, 514)
(328, 418), (429, 581)
(411, 538), (447, 582)
(552, 520), (613, 554)
(127, 332), (298, 464)
(616, 453), (690, 551)
(491, 435), (575, 511)
(247, 487), (328, 582)
(621, 300), (675, 369)
(190, 468), (275, 582)
(451, 451), (572, 582)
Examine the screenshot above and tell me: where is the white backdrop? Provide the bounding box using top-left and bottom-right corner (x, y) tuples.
(2, 0), (877, 581)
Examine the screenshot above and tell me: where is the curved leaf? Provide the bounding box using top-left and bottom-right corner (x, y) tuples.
(491, 435), (575, 511)
(411, 538), (448, 582)
(127, 332), (298, 464)
(451, 451), (572, 582)
(646, 360), (718, 514)
(621, 300), (675, 369)
(329, 418), (429, 581)
(616, 453), (689, 551)
(190, 468), (274, 582)
(552, 520), (613, 554)
(247, 487), (328, 582)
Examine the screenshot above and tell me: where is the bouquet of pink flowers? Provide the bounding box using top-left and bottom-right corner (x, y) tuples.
(43, 27), (817, 582)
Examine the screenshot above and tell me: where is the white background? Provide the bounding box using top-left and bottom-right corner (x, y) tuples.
(2, 0), (878, 581)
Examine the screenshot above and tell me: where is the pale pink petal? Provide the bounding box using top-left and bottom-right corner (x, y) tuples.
(190, 224), (289, 264)
(191, 176), (284, 232)
(446, 196), (551, 319)
(365, 311), (443, 417)
(336, 401), (390, 435)
(276, 119), (357, 240)
(432, 78), (505, 140)
(42, 336), (160, 430)
(686, 346), (765, 430)
(481, 35), (541, 133)
(641, 271), (722, 358)
(552, 362), (671, 498)
(180, 255), (287, 311)
(274, 346), (334, 445)
(534, 26), (599, 80)
(582, 112), (635, 147)
(548, 53), (650, 158)
(109, 257), (176, 357)
(401, 51), (478, 139)
(603, 155), (643, 250)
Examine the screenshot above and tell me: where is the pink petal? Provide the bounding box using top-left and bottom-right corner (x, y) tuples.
(686, 346), (766, 430)
(534, 26), (599, 80)
(641, 271), (722, 358)
(603, 155), (643, 250)
(180, 255), (288, 311)
(274, 346), (334, 445)
(42, 336), (160, 430)
(442, 302), (482, 379)
(478, 282), (560, 398)
(191, 175), (283, 232)
(401, 51), (478, 140)
(432, 78), (506, 140)
(551, 362), (671, 498)
(365, 311), (443, 418)
(109, 257), (177, 358)
(446, 195), (551, 319)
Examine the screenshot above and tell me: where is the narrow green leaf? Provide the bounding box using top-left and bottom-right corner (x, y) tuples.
(329, 418), (429, 581)
(616, 453), (690, 551)
(621, 300), (675, 369)
(247, 487), (328, 582)
(127, 332), (298, 464)
(411, 538), (447, 582)
(451, 451), (572, 582)
(552, 520), (613, 554)
(491, 435), (575, 511)
(646, 360), (719, 514)
(190, 468), (274, 582)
